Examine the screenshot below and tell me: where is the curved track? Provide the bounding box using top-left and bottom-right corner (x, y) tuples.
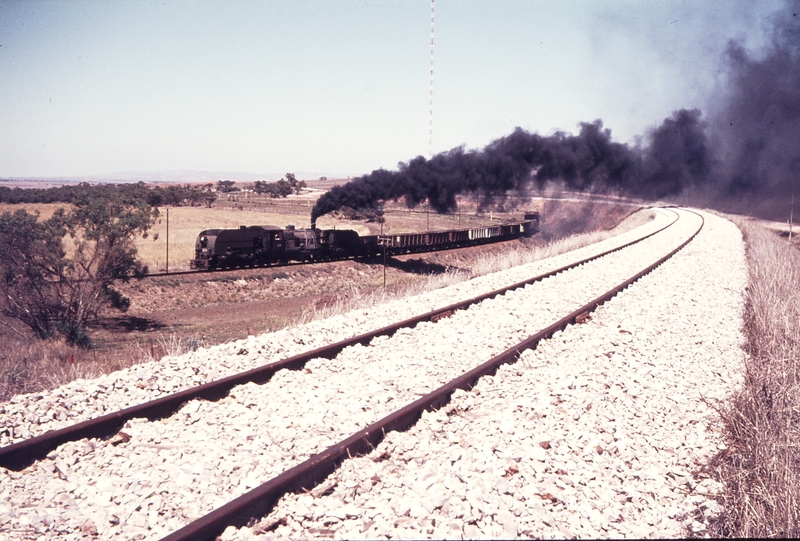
(162, 209), (703, 541)
(0, 208), (705, 541)
(0, 211), (677, 470)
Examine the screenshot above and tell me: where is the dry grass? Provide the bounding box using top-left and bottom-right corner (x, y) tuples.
(0, 332), (208, 402)
(0, 202), (72, 220)
(0, 337), (114, 402)
(707, 218), (800, 537)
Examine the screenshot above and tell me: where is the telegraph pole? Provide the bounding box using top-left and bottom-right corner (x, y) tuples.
(165, 207), (170, 274)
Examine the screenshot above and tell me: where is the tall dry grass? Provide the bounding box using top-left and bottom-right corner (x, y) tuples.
(708, 218), (800, 537)
(0, 332), (206, 402)
(303, 209), (655, 322)
(0, 337), (109, 402)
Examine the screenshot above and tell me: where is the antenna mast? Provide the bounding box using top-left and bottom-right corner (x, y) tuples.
(429, 0), (435, 158)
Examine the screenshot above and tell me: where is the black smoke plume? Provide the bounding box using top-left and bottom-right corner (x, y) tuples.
(709, 0), (800, 219)
(312, 110), (712, 224)
(313, 2), (800, 224)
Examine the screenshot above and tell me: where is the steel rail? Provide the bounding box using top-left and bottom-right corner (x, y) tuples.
(160, 209), (704, 541)
(0, 209), (677, 471)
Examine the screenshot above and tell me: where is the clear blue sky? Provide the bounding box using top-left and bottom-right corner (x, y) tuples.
(0, 0), (783, 179)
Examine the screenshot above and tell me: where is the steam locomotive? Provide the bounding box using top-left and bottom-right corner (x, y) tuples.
(191, 212), (540, 271)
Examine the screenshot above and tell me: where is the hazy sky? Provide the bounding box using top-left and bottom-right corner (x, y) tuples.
(0, 0), (784, 179)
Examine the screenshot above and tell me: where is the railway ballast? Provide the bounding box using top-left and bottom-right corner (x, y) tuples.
(0, 209), (748, 540)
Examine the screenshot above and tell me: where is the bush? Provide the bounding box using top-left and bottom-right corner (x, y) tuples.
(0, 193), (156, 345)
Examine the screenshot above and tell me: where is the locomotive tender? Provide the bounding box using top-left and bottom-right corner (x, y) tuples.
(191, 212), (540, 271)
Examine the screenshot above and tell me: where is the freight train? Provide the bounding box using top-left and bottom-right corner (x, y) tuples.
(191, 212), (540, 271)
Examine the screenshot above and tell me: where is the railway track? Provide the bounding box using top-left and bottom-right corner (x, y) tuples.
(247, 209), (745, 540)
(0, 210), (677, 467)
(0, 208), (711, 540)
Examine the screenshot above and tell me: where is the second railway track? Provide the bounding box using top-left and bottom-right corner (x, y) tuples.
(0, 208), (718, 540)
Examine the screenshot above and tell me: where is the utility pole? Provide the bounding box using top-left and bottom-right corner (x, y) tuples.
(790, 190), (794, 240)
(165, 207), (170, 274)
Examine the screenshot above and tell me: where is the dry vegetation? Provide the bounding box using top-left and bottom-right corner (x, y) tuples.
(0, 202), (72, 220)
(708, 218), (800, 538)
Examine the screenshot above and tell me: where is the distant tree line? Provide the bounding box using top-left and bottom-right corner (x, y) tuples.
(0, 181), (216, 207)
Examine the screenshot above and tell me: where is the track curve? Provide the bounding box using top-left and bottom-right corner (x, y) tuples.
(0, 209), (710, 541)
(161, 209), (704, 541)
(0, 210), (677, 471)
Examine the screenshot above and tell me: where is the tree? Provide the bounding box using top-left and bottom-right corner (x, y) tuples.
(253, 180), (269, 195)
(216, 180), (237, 193)
(188, 189), (216, 207)
(0, 209), (70, 340)
(285, 173), (307, 195)
(253, 177), (302, 198)
(0, 195), (157, 345)
(270, 179), (293, 198)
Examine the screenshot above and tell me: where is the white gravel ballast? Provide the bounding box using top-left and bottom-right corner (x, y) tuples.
(0, 209), (746, 540)
(226, 210), (747, 540)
